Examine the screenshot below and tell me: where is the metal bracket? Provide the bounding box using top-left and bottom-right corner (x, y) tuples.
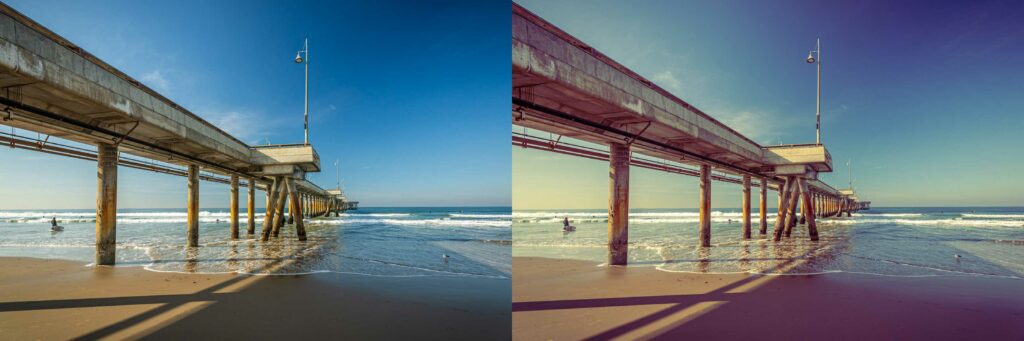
(623, 121), (652, 147)
(111, 121), (140, 147)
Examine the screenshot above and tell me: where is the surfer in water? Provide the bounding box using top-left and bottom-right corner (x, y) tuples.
(50, 217), (64, 232)
(562, 217), (575, 232)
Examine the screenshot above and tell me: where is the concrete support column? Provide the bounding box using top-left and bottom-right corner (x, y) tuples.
(608, 143), (630, 265)
(95, 143), (118, 265)
(247, 178), (256, 235)
(799, 179), (820, 241)
(741, 175), (751, 239)
(261, 177), (279, 241)
(288, 180), (307, 241)
(186, 164), (199, 247)
(698, 164), (712, 247)
(772, 177), (793, 241)
(759, 177), (768, 235)
(784, 178), (801, 237)
(272, 178), (289, 237)
(230, 175), (239, 239)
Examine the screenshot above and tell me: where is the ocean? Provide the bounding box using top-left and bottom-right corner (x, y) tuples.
(513, 207), (1024, 278)
(0, 207), (511, 278)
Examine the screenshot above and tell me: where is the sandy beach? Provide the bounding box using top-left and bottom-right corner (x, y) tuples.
(0, 257), (510, 340)
(513, 257), (1024, 340)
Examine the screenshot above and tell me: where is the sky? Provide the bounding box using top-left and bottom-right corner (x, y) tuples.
(514, 0), (1024, 209)
(0, 0), (510, 209)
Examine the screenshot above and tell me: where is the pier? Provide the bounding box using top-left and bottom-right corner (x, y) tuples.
(512, 3), (866, 265)
(0, 4), (353, 265)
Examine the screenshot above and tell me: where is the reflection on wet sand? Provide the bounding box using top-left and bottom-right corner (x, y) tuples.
(145, 224), (339, 274)
(657, 225), (852, 274)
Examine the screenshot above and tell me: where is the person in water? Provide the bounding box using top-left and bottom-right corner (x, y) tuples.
(50, 217), (63, 231)
(563, 217), (569, 228)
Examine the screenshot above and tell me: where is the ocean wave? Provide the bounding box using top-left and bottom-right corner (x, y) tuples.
(338, 213), (410, 217)
(517, 216), (757, 224)
(308, 218), (511, 228)
(822, 218), (1024, 228)
(961, 213), (1024, 219)
(856, 213), (922, 217)
(449, 213), (512, 218)
(513, 211), (745, 218)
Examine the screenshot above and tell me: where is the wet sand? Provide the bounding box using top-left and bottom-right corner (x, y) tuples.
(513, 257), (1024, 340)
(0, 257), (510, 340)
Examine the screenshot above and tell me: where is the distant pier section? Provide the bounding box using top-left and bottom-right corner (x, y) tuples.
(512, 3), (867, 265)
(0, 4), (355, 265)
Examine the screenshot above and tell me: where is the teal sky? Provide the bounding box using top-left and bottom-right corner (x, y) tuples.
(0, 1), (510, 209)
(514, 0), (1024, 209)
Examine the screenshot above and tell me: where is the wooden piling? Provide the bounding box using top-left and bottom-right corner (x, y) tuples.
(186, 164), (199, 247)
(230, 175), (239, 239)
(260, 177), (279, 241)
(288, 179), (307, 241)
(799, 178), (819, 241)
(95, 143), (118, 265)
(699, 164), (712, 247)
(608, 143), (630, 265)
(772, 177), (792, 241)
(742, 175), (751, 239)
(247, 178), (255, 235)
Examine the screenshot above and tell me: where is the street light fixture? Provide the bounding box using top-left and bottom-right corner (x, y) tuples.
(807, 38), (821, 144)
(295, 39), (309, 145)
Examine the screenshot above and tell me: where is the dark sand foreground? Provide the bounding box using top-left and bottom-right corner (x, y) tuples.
(0, 257), (510, 340)
(513, 257), (1024, 340)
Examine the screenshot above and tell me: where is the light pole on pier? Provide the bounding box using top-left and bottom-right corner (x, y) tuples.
(806, 38), (821, 144)
(294, 39), (310, 145)
(334, 159), (340, 190)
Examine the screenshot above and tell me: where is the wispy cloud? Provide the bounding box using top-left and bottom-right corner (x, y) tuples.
(651, 70), (682, 93)
(140, 70), (170, 93)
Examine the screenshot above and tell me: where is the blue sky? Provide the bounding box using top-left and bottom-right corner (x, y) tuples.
(514, 0), (1024, 208)
(0, 0), (510, 209)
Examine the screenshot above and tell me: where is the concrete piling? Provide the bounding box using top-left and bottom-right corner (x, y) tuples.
(186, 164), (199, 247)
(608, 143), (630, 265)
(95, 143), (118, 265)
(742, 175), (751, 239)
(247, 178), (255, 235)
(799, 178), (820, 241)
(230, 175), (239, 239)
(784, 178), (800, 237)
(699, 164), (711, 247)
(261, 177), (279, 241)
(288, 179), (307, 241)
(271, 177), (289, 237)
(759, 177), (768, 235)
(772, 177), (792, 241)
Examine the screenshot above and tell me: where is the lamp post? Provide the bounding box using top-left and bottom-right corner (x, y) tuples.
(806, 38), (821, 144)
(295, 39), (309, 145)
(334, 159), (340, 190)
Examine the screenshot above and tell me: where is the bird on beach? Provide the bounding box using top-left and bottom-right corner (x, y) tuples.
(442, 254), (450, 261)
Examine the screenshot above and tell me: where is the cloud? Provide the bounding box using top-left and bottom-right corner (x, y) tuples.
(705, 109), (789, 144)
(651, 70), (682, 93)
(140, 70), (170, 93)
(202, 110), (263, 142)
